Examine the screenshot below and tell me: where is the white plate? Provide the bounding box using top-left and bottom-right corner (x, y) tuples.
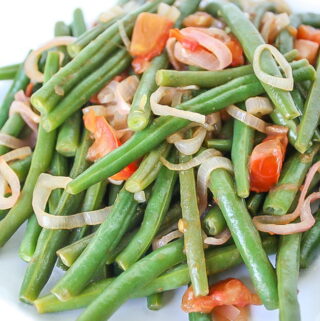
(1, 1), (320, 320)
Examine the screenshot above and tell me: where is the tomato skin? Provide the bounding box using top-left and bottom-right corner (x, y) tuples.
(130, 12), (173, 74)
(249, 133), (288, 193)
(297, 24), (320, 44)
(182, 278), (261, 314)
(294, 39), (319, 65)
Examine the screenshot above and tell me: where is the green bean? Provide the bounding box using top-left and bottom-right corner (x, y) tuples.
(42, 49), (131, 131)
(209, 169), (278, 310)
(0, 55), (29, 128)
(68, 180), (107, 244)
(277, 234), (302, 321)
(295, 57), (320, 153)
(9, 155), (32, 183)
(31, 0), (173, 114)
(107, 183), (123, 205)
(0, 63), (20, 80)
(254, 2), (277, 28)
(147, 293), (164, 311)
(67, 19), (117, 58)
(0, 54), (60, 247)
(34, 237), (277, 314)
(206, 139), (232, 152)
(298, 12), (320, 28)
(300, 210), (320, 268)
(231, 103), (255, 198)
(219, 118), (234, 139)
(56, 111), (82, 157)
(206, 2), (300, 120)
(156, 53), (302, 88)
(67, 74), (265, 194)
(202, 206), (227, 236)
(116, 150), (177, 270)
(189, 313), (211, 321)
(19, 130), (91, 303)
(51, 186), (139, 301)
(77, 239), (185, 321)
(247, 193), (265, 215)
(263, 145), (319, 215)
(125, 142), (170, 193)
(72, 8), (87, 37)
(179, 148), (208, 296)
(18, 215), (42, 263)
(128, 54), (168, 131)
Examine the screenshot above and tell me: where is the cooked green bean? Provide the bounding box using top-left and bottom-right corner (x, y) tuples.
(147, 293), (164, 311)
(77, 239), (185, 321)
(202, 206), (227, 236)
(116, 150), (177, 270)
(0, 63), (20, 80)
(51, 187), (139, 300)
(298, 12), (320, 27)
(209, 169), (278, 310)
(125, 142), (170, 193)
(19, 130), (91, 303)
(179, 149), (208, 297)
(300, 210), (320, 268)
(0, 55), (29, 128)
(56, 111), (82, 157)
(34, 237), (277, 313)
(31, 0), (173, 114)
(253, 1), (277, 28)
(42, 49), (131, 131)
(263, 145), (319, 215)
(231, 103), (255, 198)
(295, 57), (320, 153)
(9, 155), (32, 183)
(277, 234), (302, 321)
(54, 21), (72, 65)
(107, 183), (123, 205)
(206, 1), (300, 120)
(72, 8), (87, 37)
(189, 313), (211, 321)
(206, 138), (232, 152)
(247, 193), (265, 215)
(67, 74), (265, 194)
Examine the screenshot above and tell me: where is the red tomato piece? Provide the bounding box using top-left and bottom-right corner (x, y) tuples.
(249, 132), (288, 193)
(182, 278), (261, 314)
(297, 24), (320, 44)
(130, 12), (173, 73)
(169, 28), (201, 52)
(226, 36), (245, 67)
(295, 39), (319, 65)
(25, 82), (34, 97)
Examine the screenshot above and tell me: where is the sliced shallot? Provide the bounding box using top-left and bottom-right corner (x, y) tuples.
(98, 5), (124, 23)
(32, 173), (112, 229)
(245, 96), (273, 117)
(160, 148), (221, 171)
(24, 36), (75, 83)
(0, 133), (27, 149)
(253, 161), (320, 234)
(157, 3), (180, 23)
(166, 38), (184, 70)
(197, 157), (233, 214)
(226, 105), (268, 133)
(118, 20), (131, 50)
(204, 229), (231, 246)
(134, 191), (146, 203)
(174, 127), (207, 155)
(253, 44), (293, 91)
(152, 230), (183, 250)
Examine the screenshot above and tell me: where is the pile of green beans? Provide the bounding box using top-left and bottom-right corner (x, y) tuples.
(1, 2), (320, 321)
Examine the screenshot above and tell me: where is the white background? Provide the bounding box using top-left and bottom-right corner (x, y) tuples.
(1, 1), (320, 321)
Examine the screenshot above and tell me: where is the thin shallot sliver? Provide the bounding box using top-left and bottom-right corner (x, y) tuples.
(174, 127), (207, 155)
(204, 229), (231, 245)
(0, 133), (27, 149)
(152, 230), (183, 250)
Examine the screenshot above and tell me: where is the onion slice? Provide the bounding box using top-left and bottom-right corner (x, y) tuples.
(0, 133), (28, 149)
(150, 86), (205, 124)
(174, 127), (207, 155)
(166, 38), (184, 70)
(160, 148), (221, 171)
(245, 96), (273, 117)
(204, 229), (231, 246)
(226, 105), (268, 133)
(118, 21), (131, 51)
(0, 147), (32, 210)
(253, 44), (293, 91)
(157, 3), (180, 23)
(99, 6), (124, 23)
(134, 191), (146, 203)
(32, 174), (112, 229)
(24, 36), (75, 83)
(197, 157), (233, 214)
(253, 161), (320, 234)
(152, 230), (183, 250)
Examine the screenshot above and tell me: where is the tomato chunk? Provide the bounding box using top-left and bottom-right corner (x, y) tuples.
(249, 131), (288, 193)
(297, 24), (320, 44)
(83, 109), (137, 180)
(295, 39), (319, 65)
(226, 36), (245, 67)
(182, 278), (261, 314)
(130, 12), (173, 73)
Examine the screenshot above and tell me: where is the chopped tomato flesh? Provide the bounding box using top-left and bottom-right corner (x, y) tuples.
(295, 39), (319, 65)
(83, 109), (137, 180)
(297, 24), (320, 44)
(249, 131), (288, 193)
(226, 36), (245, 67)
(182, 278), (261, 314)
(212, 305), (249, 321)
(130, 12), (173, 73)
(25, 82), (34, 97)
(183, 12), (214, 28)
